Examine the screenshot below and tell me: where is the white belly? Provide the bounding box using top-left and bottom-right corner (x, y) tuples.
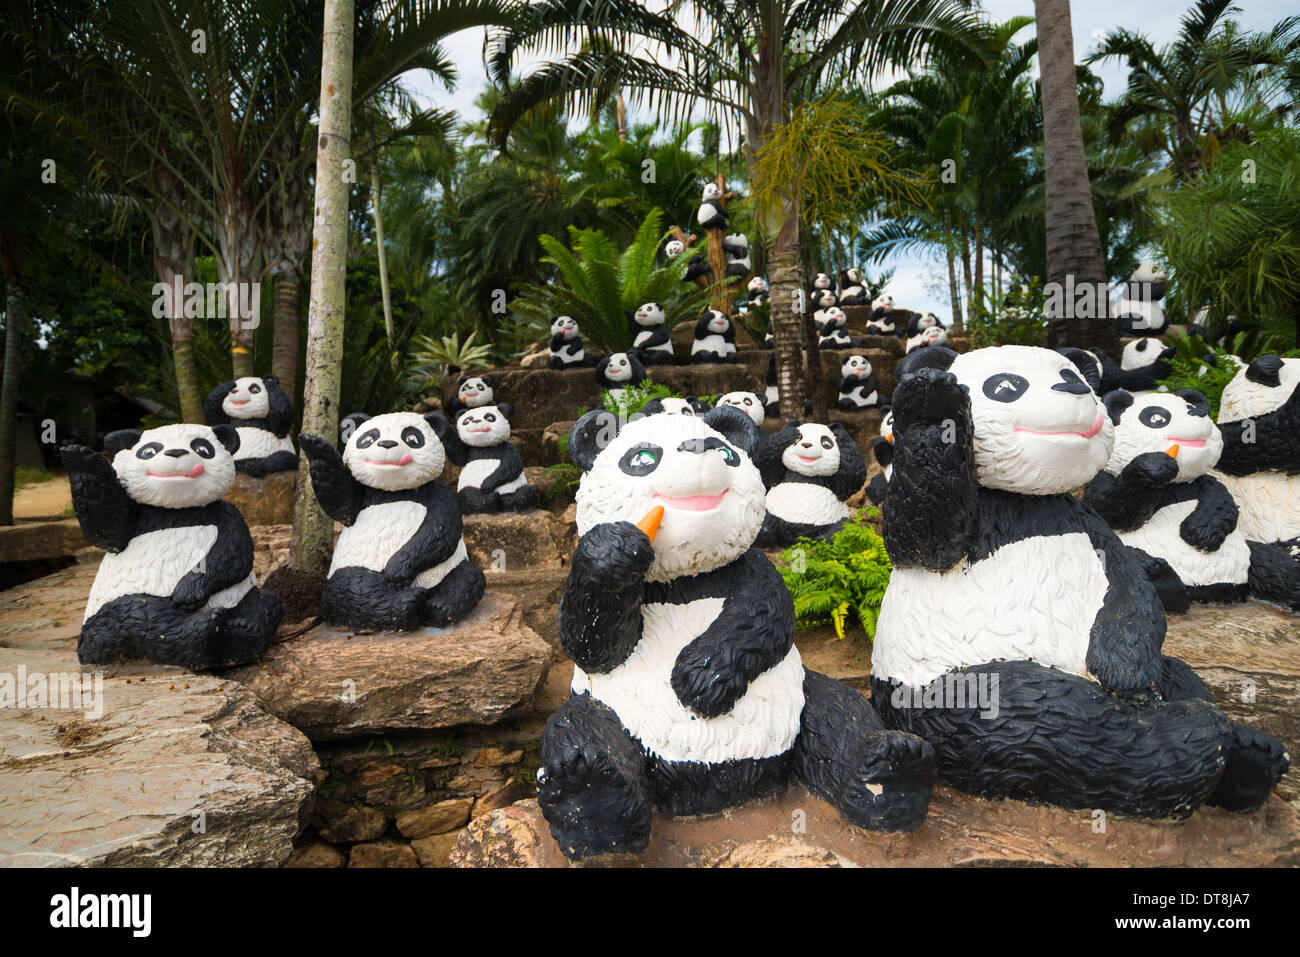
(1117, 499), (1250, 587)
(572, 598), (805, 764)
(85, 525), (254, 619)
(330, 500), (425, 574)
(693, 334), (726, 355)
(233, 427), (294, 461)
(412, 539), (468, 589)
(841, 386), (877, 407)
(872, 533), (1106, 688)
(1214, 470), (1300, 542)
(458, 457), (515, 492)
(766, 482), (848, 526)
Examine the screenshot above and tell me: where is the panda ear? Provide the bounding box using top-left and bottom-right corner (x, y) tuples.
(262, 373), (279, 388)
(104, 429), (143, 455)
(340, 412), (371, 443)
(1056, 348), (1102, 392)
(702, 405), (762, 458)
(1102, 390), (1135, 425)
(424, 411), (453, 445)
(1245, 354), (1282, 387)
(569, 410), (622, 472)
(212, 424), (240, 454)
(496, 402), (513, 422)
(1175, 389), (1211, 417)
(894, 346), (957, 380)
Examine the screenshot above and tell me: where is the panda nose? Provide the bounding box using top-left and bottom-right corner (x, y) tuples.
(800, 441), (813, 449)
(377, 440), (398, 448)
(164, 448), (187, 457)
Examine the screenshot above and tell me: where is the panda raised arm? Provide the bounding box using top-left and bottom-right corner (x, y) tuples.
(61, 432), (145, 552)
(299, 413), (373, 526)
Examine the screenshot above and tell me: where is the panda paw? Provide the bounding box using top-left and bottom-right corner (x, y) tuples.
(297, 433), (337, 462)
(1124, 450), (1180, 486)
(573, 522), (656, 583)
(60, 444), (111, 474)
(891, 368), (967, 428)
(1180, 516), (1230, 552)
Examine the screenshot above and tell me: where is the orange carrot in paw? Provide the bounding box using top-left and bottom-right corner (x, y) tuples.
(636, 505), (665, 542)
(1166, 444), (1180, 458)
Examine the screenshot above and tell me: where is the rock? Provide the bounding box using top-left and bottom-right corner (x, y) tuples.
(519, 350), (549, 369)
(411, 832), (461, 867)
(647, 364), (760, 401)
(473, 746), (526, 768)
(285, 840), (346, 868)
(348, 840), (420, 868)
(0, 519), (88, 562)
(395, 798), (474, 839)
(316, 804), (388, 844)
(472, 779), (519, 818)
(463, 510), (565, 571)
(220, 591), (551, 741)
(453, 786), (1300, 868)
(471, 367), (602, 430)
(542, 420), (577, 466)
(226, 470), (297, 526)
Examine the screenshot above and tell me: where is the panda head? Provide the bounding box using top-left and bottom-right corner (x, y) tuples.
(632, 302), (665, 327)
(1218, 354), (1300, 423)
(815, 290), (837, 309)
(569, 406), (767, 581)
(641, 396), (700, 417)
(782, 423), (845, 477)
(220, 376), (273, 419)
(939, 345), (1114, 494)
(701, 182), (722, 202)
(456, 375), (494, 408)
(702, 310), (731, 334)
(664, 239), (685, 259)
(872, 294), (893, 311)
(342, 412), (448, 491)
(823, 307), (846, 328)
(715, 391), (764, 426)
(811, 273), (832, 291)
(456, 404), (512, 448)
(1103, 389), (1219, 481)
(748, 276), (768, 295)
(842, 355), (873, 379)
(918, 313), (940, 331)
(1121, 337), (1175, 371)
(601, 352), (639, 384)
(107, 423), (240, 508)
(912, 326), (948, 350)
(879, 407), (894, 441)
(725, 233), (748, 250)
(551, 316), (579, 339)
(844, 268), (862, 284)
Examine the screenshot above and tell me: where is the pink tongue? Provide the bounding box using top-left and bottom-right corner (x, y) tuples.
(657, 492), (726, 511)
(398, 453), (413, 466)
(187, 463), (205, 478)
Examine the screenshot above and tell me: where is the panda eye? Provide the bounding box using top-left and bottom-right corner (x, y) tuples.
(356, 428), (380, 449)
(136, 442), (163, 460)
(190, 438), (215, 459)
(982, 373), (1029, 402)
(485, 413), (496, 422)
(619, 444), (662, 477)
(249, 384), (261, 394)
(1139, 407), (1171, 428)
(401, 427), (426, 448)
(820, 436), (834, 450)
(717, 445), (740, 466)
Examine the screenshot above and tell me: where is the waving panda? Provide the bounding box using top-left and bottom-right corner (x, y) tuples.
(536, 406), (935, 860)
(62, 424), (282, 668)
(753, 421), (866, 547)
(203, 375), (297, 476)
(450, 404), (538, 514)
(300, 412), (485, 631)
(871, 345), (1288, 817)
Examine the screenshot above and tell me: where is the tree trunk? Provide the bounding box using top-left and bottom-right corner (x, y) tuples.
(616, 92), (628, 143)
(370, 164), (395, 344)
(961, 229), (975, 328)
(1034, 0), (1113, 354)
(271, 274), (301, 402)
(0, 277), (22, 525)
(151, 160), (203, 423)
(218, 182), (261, 377)
(291, 0), (354, 575)
(945, 216), (963, 332)
(973, 207), (984, 325)
(767, 202), (806, 422)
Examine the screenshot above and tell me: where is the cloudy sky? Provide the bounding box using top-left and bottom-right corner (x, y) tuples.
(406, 1), (1294, 318)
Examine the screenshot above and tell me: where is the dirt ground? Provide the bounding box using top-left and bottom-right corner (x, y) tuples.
(12, 476), (72, 521)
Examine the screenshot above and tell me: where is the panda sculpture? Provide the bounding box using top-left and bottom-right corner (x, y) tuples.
(905, 313), (941, 339)
(1094, 338), (1175, 394)
(595, 351), (648, 405)
(753, 421), (866, 548)
(722, 233), (750, 278)
(62, 424), (282, 669)
(746, 276), (770, 307)
(864, 408), (894, 505)
(808, 273), (835, 299)
(870, 345), (1288, 817)
(299, 412), (486, 632)
(865, 295), (896, 336)
(691, 309), (737, 364)
(549, 316), (592, 370)
(640, 396), (707, 417)
(838, 355), (880, 411)
(838, 268), (869, 306)
(663, 239), (685, 261)
(450, 404), (538, 514)
(817, 306), (861, 349)
(202, 375), (297, 477)
(696, 182), (727, 230)
(906, 324), (949, 353)
(628, 301), (675, 366)
(715, 390), (766, 427)
(1114, 261), (1169, 337)
(536, 406), (936, 860)
(447, 374), (495, 416)
(764, 356), (781, 418)
(811, 289), (839, 325)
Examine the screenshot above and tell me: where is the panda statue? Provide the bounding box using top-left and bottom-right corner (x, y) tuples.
(811, 289), (839, 326)
(595, 351), (648, 405)
(696, 182), (727, 230)
(722, 233), (750, 278)
(299, 412), (486, 632)
(764, 356), (781, 419)
(715, 390), (766, 427)
(549, 316), (592, 370)
(1084, 387), (1300, 613)
(61, 425), (282, 669)
(753, 421), (866, 548)
(865, 408), (894, 505)
(1212, 355), (1300, 603)
(838, 355), (880, 411)
(838, 268), (869, 306)
(536, 406), (935, 860)
(1114, 261), (1169, 337)
(663, 239), (685, 261)
(746, 276), (770, 307)
(817, 306), (860, 349)
(640, 395), (707, 417)
(808, 273), (836, 299)
(906, 324), (949, 353)
(691, 309), (738, 364)
(628, 301), (675, 366)
(905, 312), (941, 339)
(870, 345), (1288, 818)
(1094, 337), (1175, 394)
(202, 375), (297, 477)
(447, 374), (495, 416)
(450, 404), (538, 514)
(865, 295), (896, 335)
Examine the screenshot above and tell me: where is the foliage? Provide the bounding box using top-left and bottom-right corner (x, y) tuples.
(409, 330), (495, 389)
(776, 511), (893, 642)
(14, 466), (52, 490)
(733, 299), (770, 348)
(967, 277), (1048, 349)
(599, 379), (675, 419)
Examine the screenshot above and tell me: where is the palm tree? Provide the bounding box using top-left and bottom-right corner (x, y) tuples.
(485, 0), (988, 419)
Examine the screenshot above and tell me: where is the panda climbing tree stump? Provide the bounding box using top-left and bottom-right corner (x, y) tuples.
(670, 174), (749, 315)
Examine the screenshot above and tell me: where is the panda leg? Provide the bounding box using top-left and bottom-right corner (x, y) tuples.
(421, 560), (486, 627)
(457, 488), (500, 515)
(865, 474), (889, 505)
(256, 450), (299, 476)
(537, 693), (653, 861)
(321, 567), (426, 632)
(216, 587), (282, 665)
(499, 485), (538, 512)
(1159, 654), (1213, 702)
(1128, 546), (1190, 614)
(79, 595), (231, 670)
(871, 661), (1234, 819)
(753, 512), (795, 549)
(792, 669), (935, 832)
(1246, 539), (1300, 611)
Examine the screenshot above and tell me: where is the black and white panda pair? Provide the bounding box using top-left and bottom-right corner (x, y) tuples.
(870, 344), (1287, 818)
(63, 425), (283, 669)
(203, 375), (297, 476)
(537, 406), (935, 860)
(838, 355), (880, 411)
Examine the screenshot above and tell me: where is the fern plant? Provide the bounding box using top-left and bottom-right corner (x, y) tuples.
(600, 379), (675, 419)
(776, 510), (893, 641)
(409, 330), (494, 389)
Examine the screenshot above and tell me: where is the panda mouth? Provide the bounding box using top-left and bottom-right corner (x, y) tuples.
(467, 427), (491, 434)
(796, 454), (821, 464)
(654, 490), (728, 511)
(231, 400), (249, 407)
(1016, 412), (1105, 440)
(367, 455), (413, 467)
(149, 463), (205, 479)
(1171, 437), (1206, 447)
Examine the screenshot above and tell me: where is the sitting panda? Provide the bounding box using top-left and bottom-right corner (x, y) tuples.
(747, 276), (770, 307)
(808, 272), (835, 299)
(450, 404), (538, 514)
(905, 312), (941, 338)
(1094, 337), (1175, 394)
(640, 395), (707, 416)
(754, 421), (866, 548)
(722, 233), (750, 278)
(906, 324), (949, 353)
(696, 181), (728, 230)
(203, 375), (297, 477)
(595, 351), (648, 405)
(628, 301), (674, 366)
(691, 309), (737, 364)
(811, 289), (839, 324)
(549, 316), (592, 370)
(865, 407), (894, 505)
(1114, 261), (1169, 337)
(838, 268), (869, 306)
(870, 345), (1288, 817)
(299, 412), (485, 632)
(715, 390), (766, 427)
(865, 295), (896, 335)
(62, 425), (282, 669)
(838, 355), (880, 411)
(447, 374), (495, 416)
(536, 406), (935, 860)
(817, 306), (860, 349)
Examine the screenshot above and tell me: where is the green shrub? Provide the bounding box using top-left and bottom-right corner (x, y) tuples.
(776, 510), (893, 641)
(968, 277), (1048, 348)
(1159, 331), (1300, 419)
(600, 379), (675, 419)
(15, 466), (53, 489)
